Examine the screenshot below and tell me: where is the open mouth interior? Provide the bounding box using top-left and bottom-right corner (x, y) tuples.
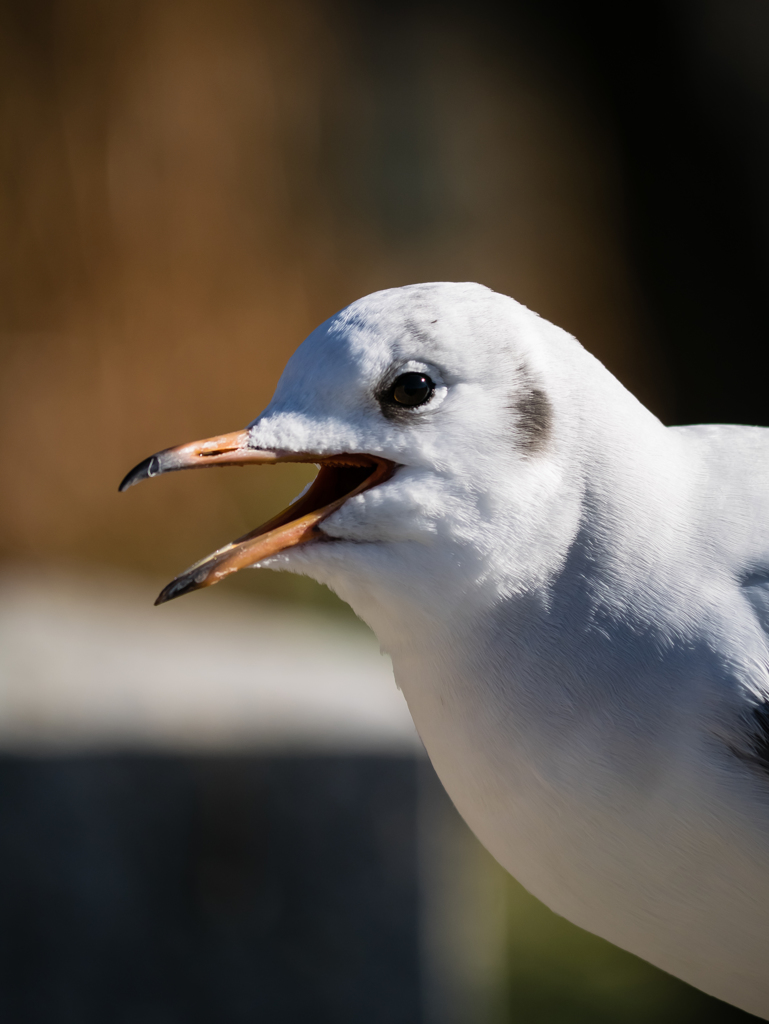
(241, 457), (385, 544)
(154, 453), (395, 605)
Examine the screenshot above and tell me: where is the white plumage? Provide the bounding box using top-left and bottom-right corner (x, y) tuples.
(124, 282), (769, 1018)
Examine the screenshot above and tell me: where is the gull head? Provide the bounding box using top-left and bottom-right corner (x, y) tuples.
(120, 282), (597, 617)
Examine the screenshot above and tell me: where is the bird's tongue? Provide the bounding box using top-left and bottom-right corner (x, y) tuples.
(118, 429), (394, 605)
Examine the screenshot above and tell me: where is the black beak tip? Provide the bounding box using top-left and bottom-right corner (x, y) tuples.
(118, 455), (162, 493)
(155, 573), (200, 606)
(154, 586), (173, 606)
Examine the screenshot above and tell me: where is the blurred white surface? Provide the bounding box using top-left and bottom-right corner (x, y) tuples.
(0, 566), (421, 753)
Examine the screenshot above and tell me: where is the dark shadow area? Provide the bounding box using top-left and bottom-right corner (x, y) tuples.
(0, 755), (421, 1024)
(515, 0), (769, 427)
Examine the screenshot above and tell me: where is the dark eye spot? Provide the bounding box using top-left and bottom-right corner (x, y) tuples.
(387, 372), (435, 408)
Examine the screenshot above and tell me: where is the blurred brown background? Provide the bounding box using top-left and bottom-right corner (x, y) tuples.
(0, 0), (675, 600)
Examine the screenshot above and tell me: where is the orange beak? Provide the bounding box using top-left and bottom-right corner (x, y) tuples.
(119, 430), (395, 605)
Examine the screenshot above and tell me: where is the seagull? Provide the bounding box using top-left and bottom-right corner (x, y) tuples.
(121, 282), (769, 1018)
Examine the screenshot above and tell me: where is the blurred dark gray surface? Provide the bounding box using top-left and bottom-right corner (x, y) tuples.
(0, 755), (421, 1024)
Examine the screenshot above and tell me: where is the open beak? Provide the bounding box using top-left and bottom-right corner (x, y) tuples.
(119, 429), (395, 605)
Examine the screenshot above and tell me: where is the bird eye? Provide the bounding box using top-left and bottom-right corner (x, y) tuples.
(388, 372), (435, 408)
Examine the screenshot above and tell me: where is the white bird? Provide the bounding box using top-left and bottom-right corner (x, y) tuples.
(121, 282), (769, 1018)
